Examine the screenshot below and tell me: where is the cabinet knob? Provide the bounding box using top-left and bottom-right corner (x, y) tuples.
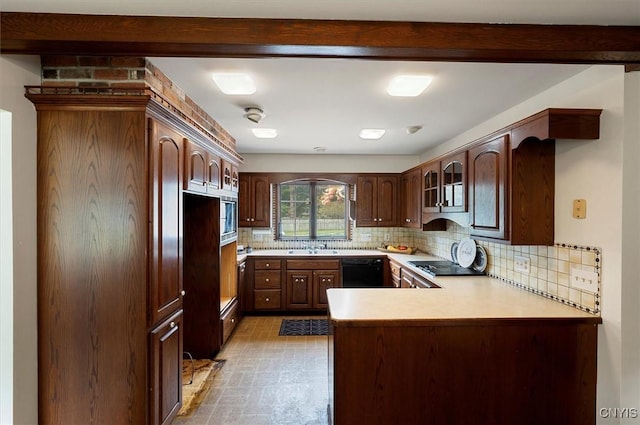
(321, 278), (326, 282)
(251, 218), (255, 222)
(170, 321), (176, 328)
(181, 290), (186, 296)
(265, 278), (270, 282)
(265, 297), (270, 302)
(265, 263), (270, 267)
(231, 318), (235, 324)
(246, 218), (251, 222)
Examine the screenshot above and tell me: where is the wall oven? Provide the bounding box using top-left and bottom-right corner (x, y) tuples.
(220, 197), (237, 243)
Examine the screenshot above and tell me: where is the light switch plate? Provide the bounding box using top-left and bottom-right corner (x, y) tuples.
(573, 199), (587, 219)
(570, 267), (598, 293)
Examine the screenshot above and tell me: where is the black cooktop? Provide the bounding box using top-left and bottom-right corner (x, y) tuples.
(409, 260), (485, 277)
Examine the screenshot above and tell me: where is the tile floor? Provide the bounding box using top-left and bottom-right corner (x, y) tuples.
(174, 315), (329, 425)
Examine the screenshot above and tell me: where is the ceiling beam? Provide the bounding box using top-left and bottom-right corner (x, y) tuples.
(1, 12), (639, 64)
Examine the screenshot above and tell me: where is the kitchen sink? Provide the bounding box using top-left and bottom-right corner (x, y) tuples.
(287, 249), (339, 255)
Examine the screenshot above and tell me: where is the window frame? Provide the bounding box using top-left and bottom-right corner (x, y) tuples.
(275, 179), (350, 241)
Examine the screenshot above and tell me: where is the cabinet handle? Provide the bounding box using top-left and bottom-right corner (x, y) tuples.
(170, 321), (176, 328)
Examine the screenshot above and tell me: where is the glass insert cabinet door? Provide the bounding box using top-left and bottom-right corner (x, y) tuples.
(423, 164), (440, 213)
(423, 152), (467, 214)
(442, 160), (463, 208)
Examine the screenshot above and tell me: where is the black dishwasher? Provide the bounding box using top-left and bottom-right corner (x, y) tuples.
(341, 258), (384, 288)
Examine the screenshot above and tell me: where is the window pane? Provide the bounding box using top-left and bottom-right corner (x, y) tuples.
(316, 184), (346, 238)
(279, 183), (310, 238)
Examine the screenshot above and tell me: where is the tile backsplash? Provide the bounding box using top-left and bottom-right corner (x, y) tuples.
(239, 222), (601, 315)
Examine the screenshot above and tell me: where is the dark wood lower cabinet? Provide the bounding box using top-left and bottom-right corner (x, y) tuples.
(150, 310), (184, 425)
(329, 320), (599, 425)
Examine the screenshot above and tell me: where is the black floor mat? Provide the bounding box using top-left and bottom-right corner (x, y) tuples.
(278, 319), (330, 336)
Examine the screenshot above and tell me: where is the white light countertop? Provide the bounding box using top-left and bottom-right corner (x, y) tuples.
(327, 280), (601, 326)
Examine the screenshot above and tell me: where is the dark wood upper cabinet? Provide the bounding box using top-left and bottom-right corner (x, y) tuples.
(467, 108), (601, 245)
(468, 134), (509, 241)
(400, 168), (421, 228)
(356, 175), (398, 227)
(239, 173), (270, 227)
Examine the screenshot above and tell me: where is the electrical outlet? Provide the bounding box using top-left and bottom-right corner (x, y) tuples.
(361, 233), (372, 242)
(570, 267), (598, 294)
(384, 233), (391, 241)
(514, 256), (530, 274)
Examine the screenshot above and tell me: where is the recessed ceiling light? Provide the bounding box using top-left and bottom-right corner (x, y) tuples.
(252, 128), (277, 139)
(211, 73), (256, 95)
(387, 75), (433, 97)
(359, 129), (386, 140)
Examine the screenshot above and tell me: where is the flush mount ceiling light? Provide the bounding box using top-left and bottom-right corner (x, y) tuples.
(243, 107), (266, 124)
(251, 128), (277, 139)
(359, 129), (386, 140)
(211, 72), (256, 95)
(387, 75), (433, 97)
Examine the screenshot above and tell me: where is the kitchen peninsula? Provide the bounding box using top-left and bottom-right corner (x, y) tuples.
(327, 272), (602, 425)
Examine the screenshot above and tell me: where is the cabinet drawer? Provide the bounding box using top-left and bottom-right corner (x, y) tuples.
(286, 259), (340, 270)
(254, 290), (281, 310)
(390, 262), (401, 278)
(254, 259), (281, 270)
(254, 270), (281, 289)
(221, 300), (239, 345)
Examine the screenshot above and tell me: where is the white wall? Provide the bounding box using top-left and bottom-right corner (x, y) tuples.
(1, 109), (14, 425)
(0, 54), (40, 425)
(621, 70), (640, 416)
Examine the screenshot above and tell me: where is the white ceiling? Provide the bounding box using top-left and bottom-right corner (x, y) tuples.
(2, 0), (638, 155)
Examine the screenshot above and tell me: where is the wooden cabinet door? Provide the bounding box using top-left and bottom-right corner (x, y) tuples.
(206, 154), (221, 192)
(287, 271), (312, 309)
(401, 168), (421, 228)
(355, 175), (377, 226)
(440, 151), (467, 213)
(377, 175), (398, 226)
(468, 134), (509, 240)
(150, 310), (183, 425)
(313, 270), (339, 309)
(252, 174), (271, 227)
(238, 174), (252, 225)
(183, 139), (208, 193)
(422, 161), (441, 214)
(239, 174), (271, 227)
(149, 119), (184, 326)
(222, 159), (233, 190)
